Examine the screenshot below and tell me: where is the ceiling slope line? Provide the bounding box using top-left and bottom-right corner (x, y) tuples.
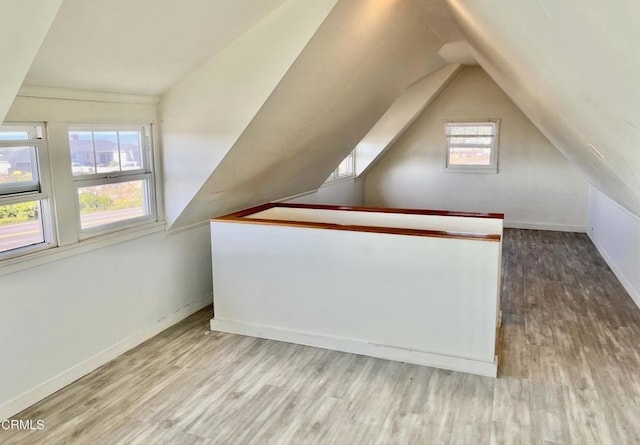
(355, 63), (463, 178)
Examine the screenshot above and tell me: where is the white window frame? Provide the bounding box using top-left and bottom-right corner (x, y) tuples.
(68, 124), (157, 238)
(444, 120), (500, 173)
(0, 122), (56, 259)
(325, 150), (355, 183)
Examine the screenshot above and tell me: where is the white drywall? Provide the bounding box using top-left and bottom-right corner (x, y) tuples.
(210, 220), (500, 376)
(167, 0), (446, 229)
(0, 0), (63, 122)
(0, 95), (213, 419)
(0, 225), (212, 420)
(160, 0), (338, 228)
(447, 0), (640, 220)
(284, 178), (364, 207)
(364, 67), (589, 231)
(355, 64), (462, 177)
(246, 206), (503, 235)
(588, 186), (640, 309)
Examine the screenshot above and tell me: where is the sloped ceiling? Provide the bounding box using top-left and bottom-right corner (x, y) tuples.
(164, 0), (447, 229)
(24, 0), (286, 95)
(0, 0), (63, 122)
(447, 0), (640, 217)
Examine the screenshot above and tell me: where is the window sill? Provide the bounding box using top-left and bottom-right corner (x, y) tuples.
(0, 221), (166, 277)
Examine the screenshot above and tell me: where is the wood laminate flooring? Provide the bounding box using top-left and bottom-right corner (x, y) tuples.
(2, 229), (640, 444)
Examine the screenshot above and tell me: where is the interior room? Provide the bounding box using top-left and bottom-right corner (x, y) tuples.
(1, 0), (639, 443)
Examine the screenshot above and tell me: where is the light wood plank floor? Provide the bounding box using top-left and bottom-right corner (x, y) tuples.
(3, 229), (640, 444)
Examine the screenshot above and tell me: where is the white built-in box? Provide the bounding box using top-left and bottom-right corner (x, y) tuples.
(210, 203), (503, 377)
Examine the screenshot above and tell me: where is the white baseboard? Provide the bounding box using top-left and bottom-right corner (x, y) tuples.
(504, 221), (586, 233)
(588, 233), (640, 310)
(210, 318), (497, 378)
(0, 295), (212, 421)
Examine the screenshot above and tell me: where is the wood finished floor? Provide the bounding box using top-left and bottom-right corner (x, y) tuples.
(3, 229), (640, 444)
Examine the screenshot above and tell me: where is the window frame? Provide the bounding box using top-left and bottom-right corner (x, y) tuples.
(325, 150), (355, 183)
(0, 122), (56, 260)
(444, 119), (500, 174)
(68, 123), (157, 239)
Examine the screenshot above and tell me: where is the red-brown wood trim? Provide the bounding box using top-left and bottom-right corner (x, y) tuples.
(213, 215), (501, 242)
(225, 202), (504, 220)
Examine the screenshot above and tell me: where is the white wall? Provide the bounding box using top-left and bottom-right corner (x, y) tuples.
(0, 94), (213, 419)
(285, 178), (364, 207)
(588, 186), (640, 309)
(364, 67), (589, 232)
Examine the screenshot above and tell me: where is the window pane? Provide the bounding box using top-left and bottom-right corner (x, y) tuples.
(78, 180), (148, 230)
(449, 146), (492, 166)
(69, 131), (96, 175)
(0, 201), (44, 253)
(119, 131), (143, 171)
(0, 146), (39, 194)
(337, 152), (353, 177)
(94, 131), (120, 174)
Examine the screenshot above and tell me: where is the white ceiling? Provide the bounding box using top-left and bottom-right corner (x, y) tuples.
(414, 0), (464, 43)
(24, 0), (286, 95)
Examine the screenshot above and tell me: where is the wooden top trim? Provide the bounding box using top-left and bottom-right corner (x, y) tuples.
(213, 202), (502, 243)
(223, 202), (504, 219)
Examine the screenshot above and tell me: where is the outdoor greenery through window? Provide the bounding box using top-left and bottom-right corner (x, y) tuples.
(326, 150), (355, 183)
(69, 125), (155, 234)
(0, 123), (52, 257)
(445, 121), (499, 173)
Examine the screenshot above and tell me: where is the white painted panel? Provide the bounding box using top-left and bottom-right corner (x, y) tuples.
(210, 220), (500, 375)
(588, 186), (640, 309)
(247, 207), (503, 235)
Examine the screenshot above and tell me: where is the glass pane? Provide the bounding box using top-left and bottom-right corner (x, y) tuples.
(93, 131), (120, 174)
(337, 152), (353, 177)
(69, 131), (96, 175)
(0, 146), (39, 193)
(449, 146), (492, 166)
(118, 131), (143, 171)
(78, 180), (148, 230)
(448, 136), (493, 145)
(0, 201), (44, 253)
(0, 131), (29, 141)
(446, 123), (495, 136)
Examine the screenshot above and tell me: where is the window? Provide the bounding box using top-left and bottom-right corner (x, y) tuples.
(445, 121), (499, 173)
(68, 125), (156, 235)
(0, 123), (54, 258)
(326, 150), (355, 183)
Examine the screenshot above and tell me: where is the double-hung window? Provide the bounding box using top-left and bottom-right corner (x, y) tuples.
(0, 123), (54, 258)
(445, 120), (499, 173)
(68, 124), (156, 236)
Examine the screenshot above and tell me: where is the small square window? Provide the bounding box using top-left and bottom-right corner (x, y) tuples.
(444, 121), (499, 173)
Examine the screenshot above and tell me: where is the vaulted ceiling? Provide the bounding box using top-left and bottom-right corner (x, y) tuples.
(3, 0), (639, 226)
